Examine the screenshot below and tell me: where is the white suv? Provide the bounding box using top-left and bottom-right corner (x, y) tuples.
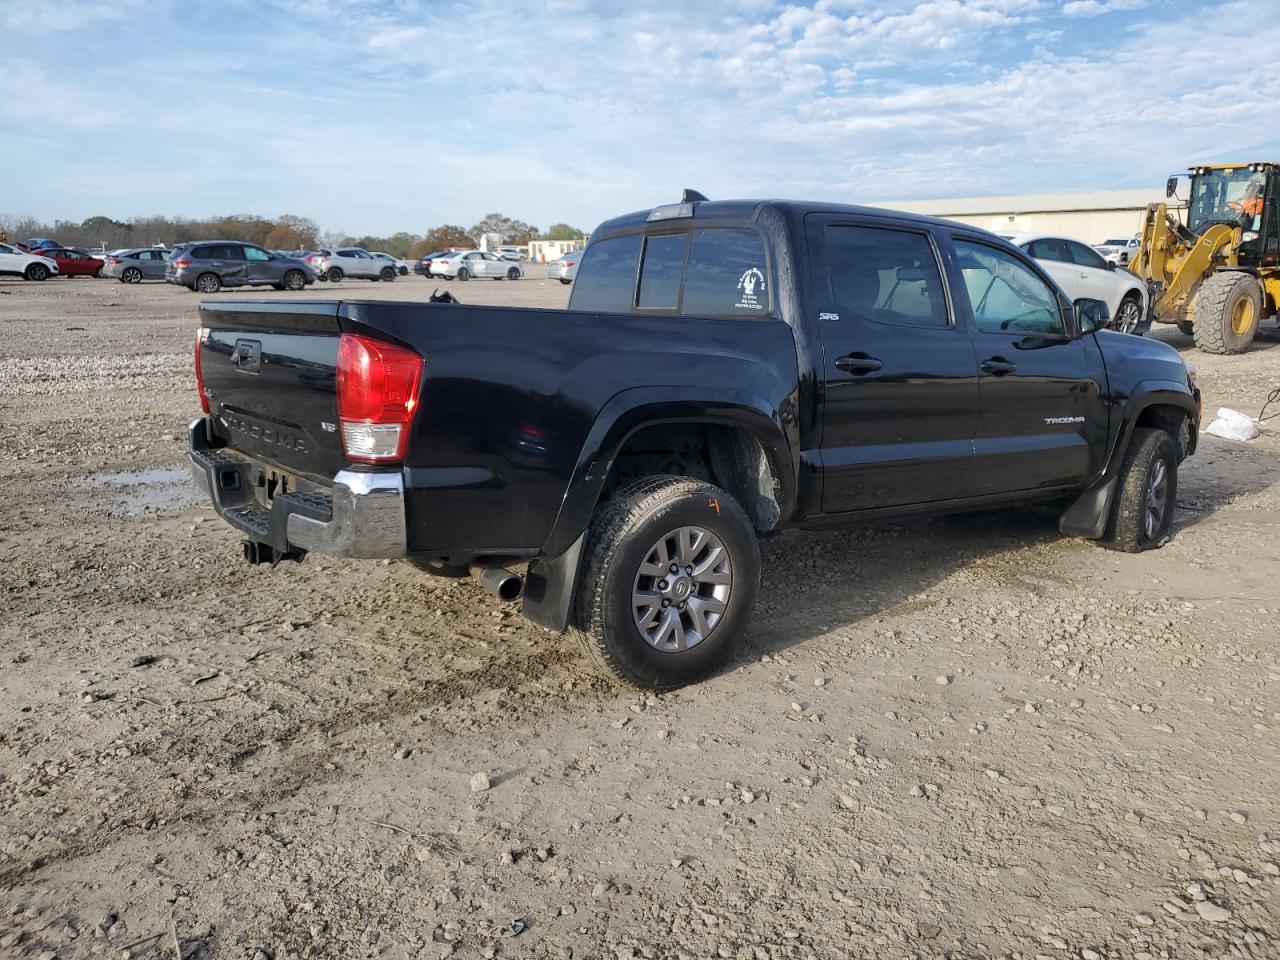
(0, 242), (59, 281)
(308, 247), (399, 282)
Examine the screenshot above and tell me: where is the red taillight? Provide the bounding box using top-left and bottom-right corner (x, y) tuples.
(174, 259), (191, 268)
(195, 327), (210, 414)
(336, 333), (424, 463)
(107, 257), (121, 264)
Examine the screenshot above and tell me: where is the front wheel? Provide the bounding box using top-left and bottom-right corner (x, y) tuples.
(1104, 427), (1178, 553)
(506, 267), (520, 280)
(457, 267), (471, 281)
(571, 476), (760, 689)
(559, 278), (571, 285)
(1177, 320), (1195, 337)
(24, 263), (49, 281)
(1193, 272), (1261, 354)
(1113, 293), (1143, 334)
(380, 266), (396, 281)
(283, 269), (306, 291)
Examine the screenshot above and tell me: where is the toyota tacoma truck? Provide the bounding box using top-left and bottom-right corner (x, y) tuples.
(189, 194), (1201, 688)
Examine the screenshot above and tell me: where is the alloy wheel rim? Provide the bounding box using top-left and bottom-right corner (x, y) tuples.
(1117, 300), (1140, 333)
(631, 525), (732, 652)
(199, 276), (218, 292)
(1143, 458), (1169, 541)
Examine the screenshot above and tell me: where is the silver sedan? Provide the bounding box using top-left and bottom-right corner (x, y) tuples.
(433, 250), (524, 281)
(102, 247), (171, 283)
(547, 250), (582, 284)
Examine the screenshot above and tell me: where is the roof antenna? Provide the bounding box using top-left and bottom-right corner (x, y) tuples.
(681, 188), (709, 203)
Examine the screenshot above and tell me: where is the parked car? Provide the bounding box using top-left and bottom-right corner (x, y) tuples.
(23, 237), (58, 251)
(1000, 232), (1148, 334)
(547, 249), (582, 284)
(497, 246), (526, 261)
(102, 247), (172, 283)
(306, 247), (398, 282)
(432, 250), (524, 280)
(165, 242), (315, 293)
(371, 252), (412, 276)
(413, 251), (454, 277)
(189, 196), (1200, 689)
(0, 242), (59, 280)
(32, 247), (104, 278)
(1095, 236), (1140, 265)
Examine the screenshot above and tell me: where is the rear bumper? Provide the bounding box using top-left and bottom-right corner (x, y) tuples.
(188, 418), (407, 559)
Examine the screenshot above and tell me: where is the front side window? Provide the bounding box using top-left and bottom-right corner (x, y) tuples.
(244, 246), (270, 261)
(0, 244), (13, 254)
(822, 224), (949, 327)
(1066, 240), (1108, 270)
(636, 233), (688, 310)
(568, 233), (642, 313)
(682, 228), (770, 316)
(955, 240), (1063, 336)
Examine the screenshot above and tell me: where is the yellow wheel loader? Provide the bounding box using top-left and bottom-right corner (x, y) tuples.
(1128, 162), (1280, 354)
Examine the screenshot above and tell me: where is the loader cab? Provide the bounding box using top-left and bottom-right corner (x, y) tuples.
(1184, 163), (1279, 266)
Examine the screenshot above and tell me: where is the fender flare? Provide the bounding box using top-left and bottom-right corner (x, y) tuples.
(521, 386), (797, 633)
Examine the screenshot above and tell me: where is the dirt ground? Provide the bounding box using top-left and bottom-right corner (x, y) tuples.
(1, 270), (1278, 960)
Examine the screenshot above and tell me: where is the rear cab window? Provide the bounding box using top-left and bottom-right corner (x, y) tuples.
(818, 223), (950, 328)
(569, 226), (772, 317)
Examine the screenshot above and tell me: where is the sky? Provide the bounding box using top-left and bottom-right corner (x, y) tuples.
(4, 0), (1276, 238)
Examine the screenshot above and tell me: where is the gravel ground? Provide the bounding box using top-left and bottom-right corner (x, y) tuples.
(1, 271), (1278, 960)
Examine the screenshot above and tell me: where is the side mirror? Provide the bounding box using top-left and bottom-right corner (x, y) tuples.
(1105, 259), (1116, 271)
(1166, 176), (1178, 198)
(1074, 297), (1110, 334)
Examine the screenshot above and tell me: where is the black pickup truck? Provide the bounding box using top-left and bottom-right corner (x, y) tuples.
(189, 196), (1201, 688)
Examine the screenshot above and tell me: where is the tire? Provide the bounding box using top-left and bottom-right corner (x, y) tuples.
(94, 267), (104, 278)
(380, 266), (396, 281)
(24, 263), (49, 281)
(327, 267), (343, 283)
(195, 273), (222, 294)
(122, 267), (143, 284)
(457, 267), (471, 281)
(398, 266), (408, 276)
(559, 278), (571, 285)
(506, 267), (520, 280)
(1113, 293), (1143, 334)
(1103, 427), (1178, 553)
(1192, 272), (1262, 354)
(571, 476), (760, 689)
(1177, 320), (1195, 336)
(283, 270), (306, 291)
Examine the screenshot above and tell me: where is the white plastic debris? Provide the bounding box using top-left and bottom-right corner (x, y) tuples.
(1203, 407), (1261, 441)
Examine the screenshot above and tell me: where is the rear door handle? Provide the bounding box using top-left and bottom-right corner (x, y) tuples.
(835, 354), (883, 374)
(980, 357), (1017, 375)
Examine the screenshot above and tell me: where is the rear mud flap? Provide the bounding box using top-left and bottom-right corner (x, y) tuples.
(522, 533), (586, 634)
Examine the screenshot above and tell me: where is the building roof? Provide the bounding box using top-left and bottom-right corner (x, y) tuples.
(871, 188), (1177, 216)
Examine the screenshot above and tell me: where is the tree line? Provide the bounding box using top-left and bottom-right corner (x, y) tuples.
(0, 211), (585, 259)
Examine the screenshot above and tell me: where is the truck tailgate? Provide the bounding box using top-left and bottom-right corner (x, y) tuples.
(198, 301), (347, 483)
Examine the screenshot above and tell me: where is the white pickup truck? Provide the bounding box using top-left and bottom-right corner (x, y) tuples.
(307, 247), (399, 282)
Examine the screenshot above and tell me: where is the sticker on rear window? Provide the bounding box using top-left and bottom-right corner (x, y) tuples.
(736, 268), (766, 311)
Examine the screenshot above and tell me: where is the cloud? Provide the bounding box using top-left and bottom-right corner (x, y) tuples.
(1061, 0), (1147, 16)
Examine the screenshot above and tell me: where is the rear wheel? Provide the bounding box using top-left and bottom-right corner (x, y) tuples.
(122, 267), (143, 284)
(24, 263), (49, 281)
(457, 267), (471, 281)
(1104, 427), (1178, 552)
(1114, 293), (1143, 334)
(327, 267), (343, 283)
(195, 272), (222, 294)
(571, 476), (760, 689)
(559, 278), (572, 285)
(1192, 272), (1262, 354)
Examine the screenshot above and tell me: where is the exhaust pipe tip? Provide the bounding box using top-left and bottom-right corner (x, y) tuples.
(470, 562), (523, 602)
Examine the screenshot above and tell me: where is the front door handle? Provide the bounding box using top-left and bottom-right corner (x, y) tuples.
(835, 353), (883, 374)
(980, 357), (1017, 375)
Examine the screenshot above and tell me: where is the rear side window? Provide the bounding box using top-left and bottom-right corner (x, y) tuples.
(192, 246), (214, 259)
(637, 233), (687, 310)
(569, 234), (641, 313)
(682, 229), (770, 316)
(822, 224), (949, 327)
